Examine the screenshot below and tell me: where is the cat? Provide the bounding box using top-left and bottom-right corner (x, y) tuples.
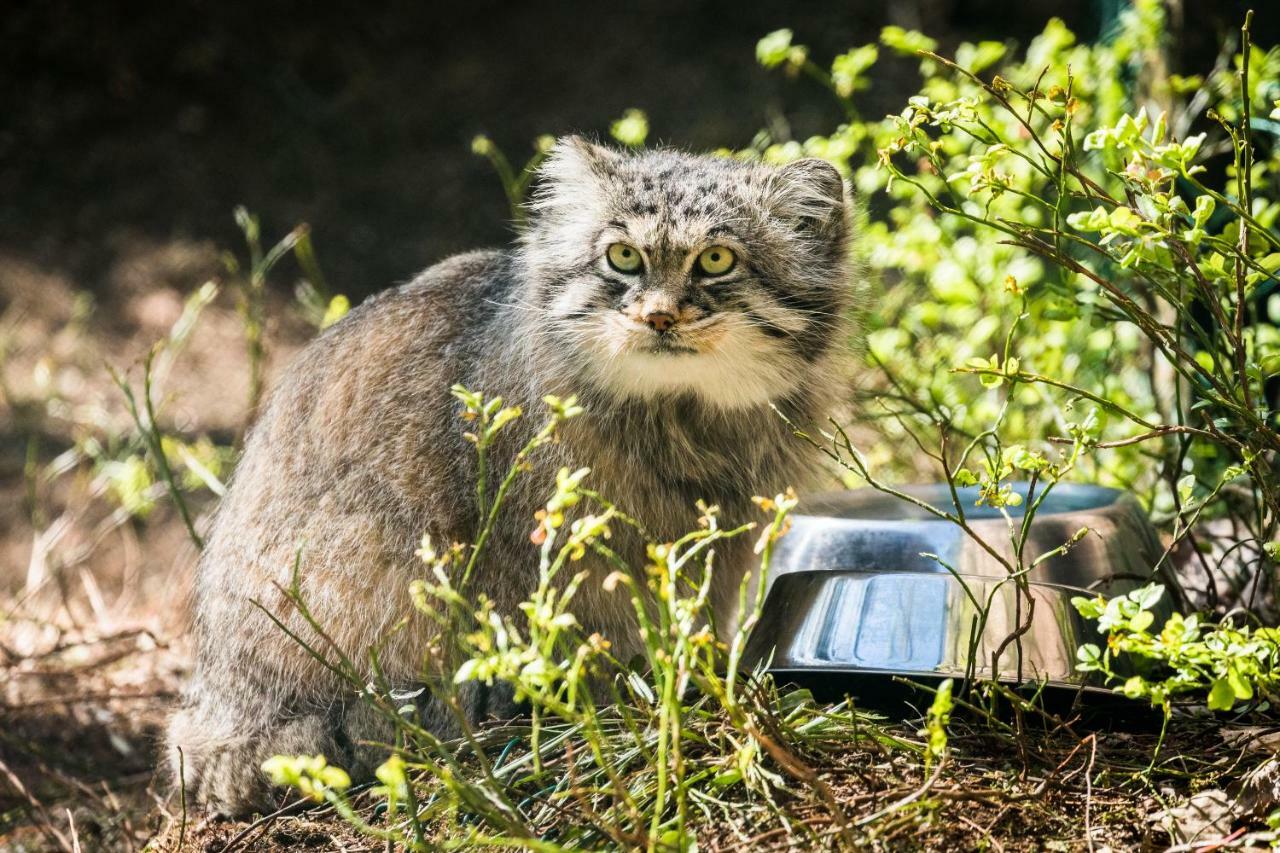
(167, 137), (856, 815)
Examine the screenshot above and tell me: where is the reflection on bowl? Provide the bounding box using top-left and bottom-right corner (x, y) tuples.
(745, 483), (1168, 691)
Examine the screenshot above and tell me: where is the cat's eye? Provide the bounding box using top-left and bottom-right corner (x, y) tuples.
(696, 246), (736, 277)
(606, 243), (643, 274)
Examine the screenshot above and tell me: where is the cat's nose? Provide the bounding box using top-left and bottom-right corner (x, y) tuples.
(643, 311), (677, 332)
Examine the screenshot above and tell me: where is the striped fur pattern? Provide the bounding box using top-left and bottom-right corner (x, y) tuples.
(167, 138), (857, 815)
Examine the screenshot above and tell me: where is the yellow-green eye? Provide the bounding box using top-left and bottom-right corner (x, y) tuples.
(606, 243), (643, 273)
(697, 246), (736, 276)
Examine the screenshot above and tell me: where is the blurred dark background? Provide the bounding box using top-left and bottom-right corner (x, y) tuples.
(1, 0), (1273, 301)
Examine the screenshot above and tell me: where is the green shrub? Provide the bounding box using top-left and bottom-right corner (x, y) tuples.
(748, 4), (1279, 617)
(1073, 583), (1280, 714)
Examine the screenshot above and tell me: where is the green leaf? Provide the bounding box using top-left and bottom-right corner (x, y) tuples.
(375, 755), (407, 790)
(712, 769), (743, 787)
(1066, 207), (1110, 232)
(1207, 677), (1236, 711)
(757, 29), (795, 68)
(1227, 665), (1254, 702)
(1076, 642), (1102, 671)
(955, 40), (1006, 73)
(880, 26), (937, 56)
(1129, 610), (1154, 633)
(831, 45), (878, 97)
(1130, 584), (1164, 611)
(778, 688), (815, 714)
(1192, 194), (1215, 227)
(1107, 206), (1143, 236)
(1072, 597), (1104, 618)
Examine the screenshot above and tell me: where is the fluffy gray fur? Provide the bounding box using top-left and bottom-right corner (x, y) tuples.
(168, 137), (856, 815)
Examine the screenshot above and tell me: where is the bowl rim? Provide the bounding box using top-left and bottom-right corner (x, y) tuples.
(796, 482), (1133, 523)
(765, 566), (1134, 597)
(762, 665), (1112, 694)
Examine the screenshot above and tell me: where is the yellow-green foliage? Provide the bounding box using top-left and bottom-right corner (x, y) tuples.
(746, 7), (1280, 611)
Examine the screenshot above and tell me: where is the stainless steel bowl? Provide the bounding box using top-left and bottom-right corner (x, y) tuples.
(745, 483), (1167, 693)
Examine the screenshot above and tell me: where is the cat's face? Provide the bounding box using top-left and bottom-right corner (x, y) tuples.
(521, 138), (851, 410)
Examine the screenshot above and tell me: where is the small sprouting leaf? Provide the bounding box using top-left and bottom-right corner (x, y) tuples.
(320, 295), (350, 330)
(920, 679), (953, 768)
(450, 384), (484, 412)
(1122, 676), (1146, 698)
(1177, 474), (1196, 505)
(1076, 642), (1102, 671)
(610, 109), (649, 148)
(488, 405), (523, 436)
(757, 29), (796, 68)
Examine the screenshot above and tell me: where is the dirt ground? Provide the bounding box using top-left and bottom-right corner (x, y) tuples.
(0, 238), (310, 850)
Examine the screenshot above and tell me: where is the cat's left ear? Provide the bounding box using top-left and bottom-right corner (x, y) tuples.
(773, 158), (847, 238)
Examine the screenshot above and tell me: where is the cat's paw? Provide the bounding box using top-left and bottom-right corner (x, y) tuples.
(167, 707), (337, 817)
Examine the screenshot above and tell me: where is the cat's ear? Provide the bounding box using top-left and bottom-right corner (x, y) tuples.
(540, 136), (622, 184)
(528, 136), (621, 217)
(772, 158), (847, 238)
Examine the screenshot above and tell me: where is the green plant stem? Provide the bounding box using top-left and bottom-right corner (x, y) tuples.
(109, 353), (204, 550)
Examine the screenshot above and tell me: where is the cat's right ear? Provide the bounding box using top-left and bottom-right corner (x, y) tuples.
(549, 135), (621, 174)
(527, 136), (621, 219)
(536, 136), (621, 188)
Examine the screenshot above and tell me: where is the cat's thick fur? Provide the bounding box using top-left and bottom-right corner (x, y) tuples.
(168, 138), (856, 815)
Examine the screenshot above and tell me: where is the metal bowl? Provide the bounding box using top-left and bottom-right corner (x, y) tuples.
(744, 483), (1167, 694)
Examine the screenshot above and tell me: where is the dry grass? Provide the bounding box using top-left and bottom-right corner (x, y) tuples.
(129, 712), (1264, 851)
